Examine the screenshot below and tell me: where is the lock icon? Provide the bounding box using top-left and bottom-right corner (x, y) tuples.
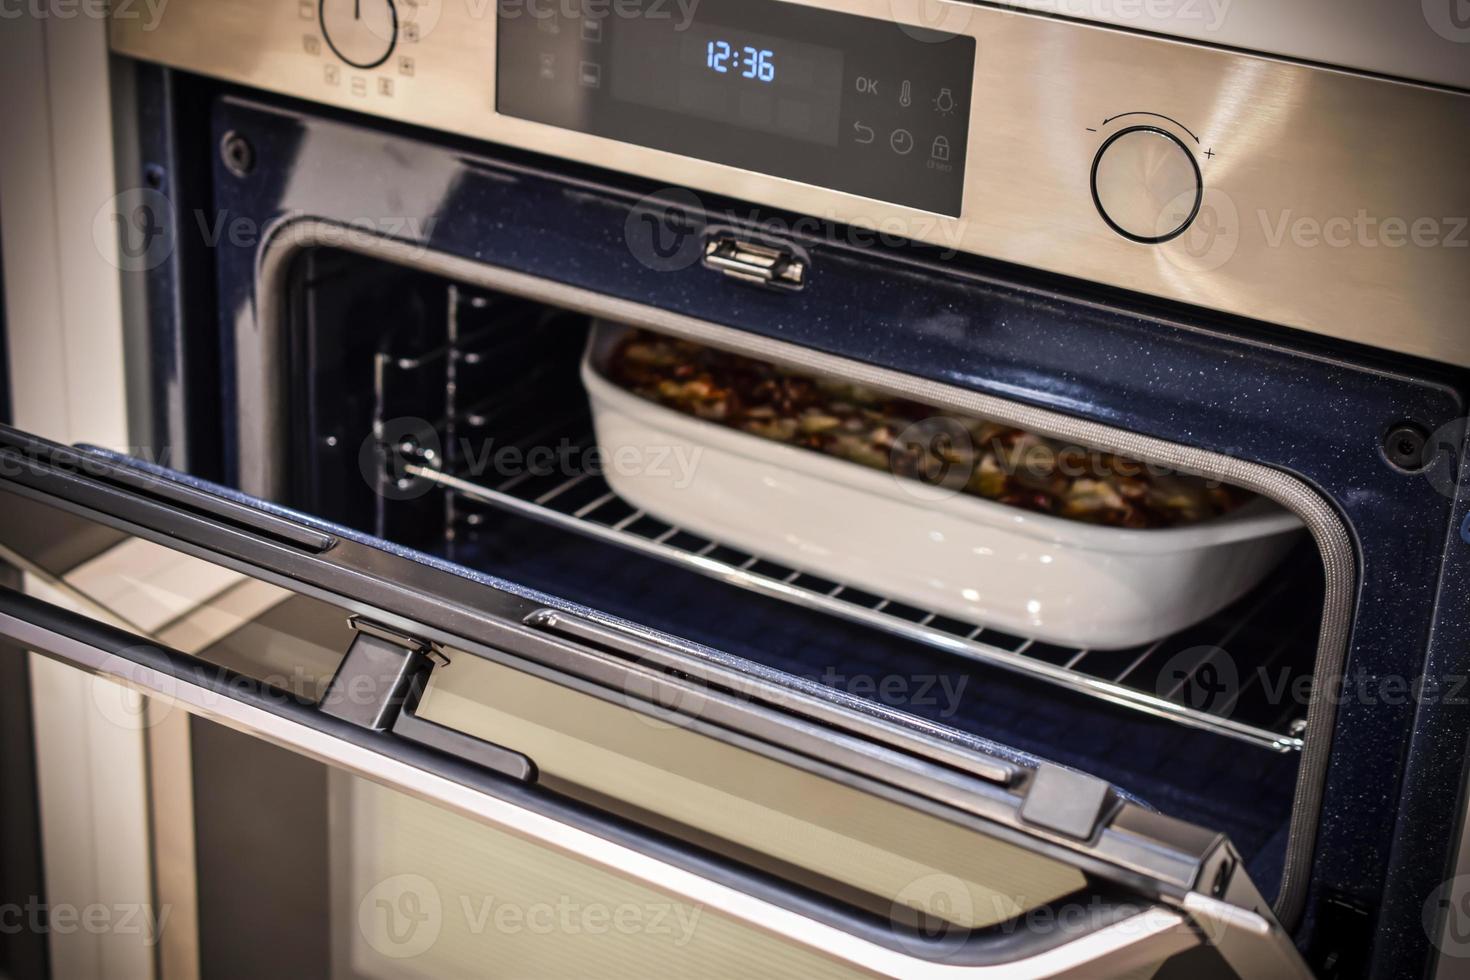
(931, 136), (951, 162)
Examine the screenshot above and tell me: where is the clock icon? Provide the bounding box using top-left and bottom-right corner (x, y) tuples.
(319, 0), (398, 69)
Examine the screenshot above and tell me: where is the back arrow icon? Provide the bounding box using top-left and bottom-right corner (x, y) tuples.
(853, 122), (875, 144)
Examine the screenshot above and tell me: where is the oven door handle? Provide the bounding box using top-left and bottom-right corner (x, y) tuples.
(0, 584), (1215, 979)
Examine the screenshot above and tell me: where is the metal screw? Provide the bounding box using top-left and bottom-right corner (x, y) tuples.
(219, 131), (255, 178)
(1212, 857), (1234, 897)
(1382, 422), (1429, 473)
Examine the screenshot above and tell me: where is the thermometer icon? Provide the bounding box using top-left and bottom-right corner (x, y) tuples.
(899, 80), (912, 107)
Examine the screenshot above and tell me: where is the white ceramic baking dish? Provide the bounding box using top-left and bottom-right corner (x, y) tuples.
(581, 327), (1303, 650)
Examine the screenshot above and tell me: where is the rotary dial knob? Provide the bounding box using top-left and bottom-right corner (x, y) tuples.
(1090, 126), (1202, 243)
(320, 0), (398, 70)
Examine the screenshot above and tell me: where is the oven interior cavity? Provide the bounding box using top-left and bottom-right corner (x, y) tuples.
(281, 247), (1330, 901)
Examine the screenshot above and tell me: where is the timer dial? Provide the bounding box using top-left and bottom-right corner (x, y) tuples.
(320, 0), (398, 70)
(1090, 126), (1202, 243)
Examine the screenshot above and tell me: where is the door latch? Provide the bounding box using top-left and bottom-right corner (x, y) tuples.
(702, 235), (807, 290)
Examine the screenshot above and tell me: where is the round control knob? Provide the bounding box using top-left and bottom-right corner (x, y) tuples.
(320, 0), (398, 70)
(1090, 126), (1202, 243)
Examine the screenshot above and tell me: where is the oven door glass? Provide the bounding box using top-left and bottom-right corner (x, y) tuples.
(0, 425), (1311, 978)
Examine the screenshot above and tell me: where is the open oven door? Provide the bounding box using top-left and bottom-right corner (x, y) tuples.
(0, 424), (1313, 978)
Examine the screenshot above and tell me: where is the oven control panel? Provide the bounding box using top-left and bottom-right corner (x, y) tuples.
(111, 0), (1470, 367)
(496, 0), (974, 216)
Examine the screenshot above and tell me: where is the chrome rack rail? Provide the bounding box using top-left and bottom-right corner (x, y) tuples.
(409, 463), (1307, 754)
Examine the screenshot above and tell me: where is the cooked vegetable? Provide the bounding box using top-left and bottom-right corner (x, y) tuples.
(603, 330), (1252, 529)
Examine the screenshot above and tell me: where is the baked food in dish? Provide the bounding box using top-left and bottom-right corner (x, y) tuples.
(604, 329), (1252, 530)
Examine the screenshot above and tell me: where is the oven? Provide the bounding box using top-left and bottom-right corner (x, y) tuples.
(1, 0), (1468, 977)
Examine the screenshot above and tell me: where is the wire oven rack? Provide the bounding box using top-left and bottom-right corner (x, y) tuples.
(409, 456), (1311, 753)
(374, 285), (1311, 754)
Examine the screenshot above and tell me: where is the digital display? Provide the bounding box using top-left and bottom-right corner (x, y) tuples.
(496, 0), (975, 216)
(611, 21), (845, 147)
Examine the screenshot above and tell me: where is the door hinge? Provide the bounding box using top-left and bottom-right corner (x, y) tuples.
(320, 617), (535, 781)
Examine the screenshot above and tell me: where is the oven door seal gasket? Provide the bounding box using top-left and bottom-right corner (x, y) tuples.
(249, 218), (1357, 930)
